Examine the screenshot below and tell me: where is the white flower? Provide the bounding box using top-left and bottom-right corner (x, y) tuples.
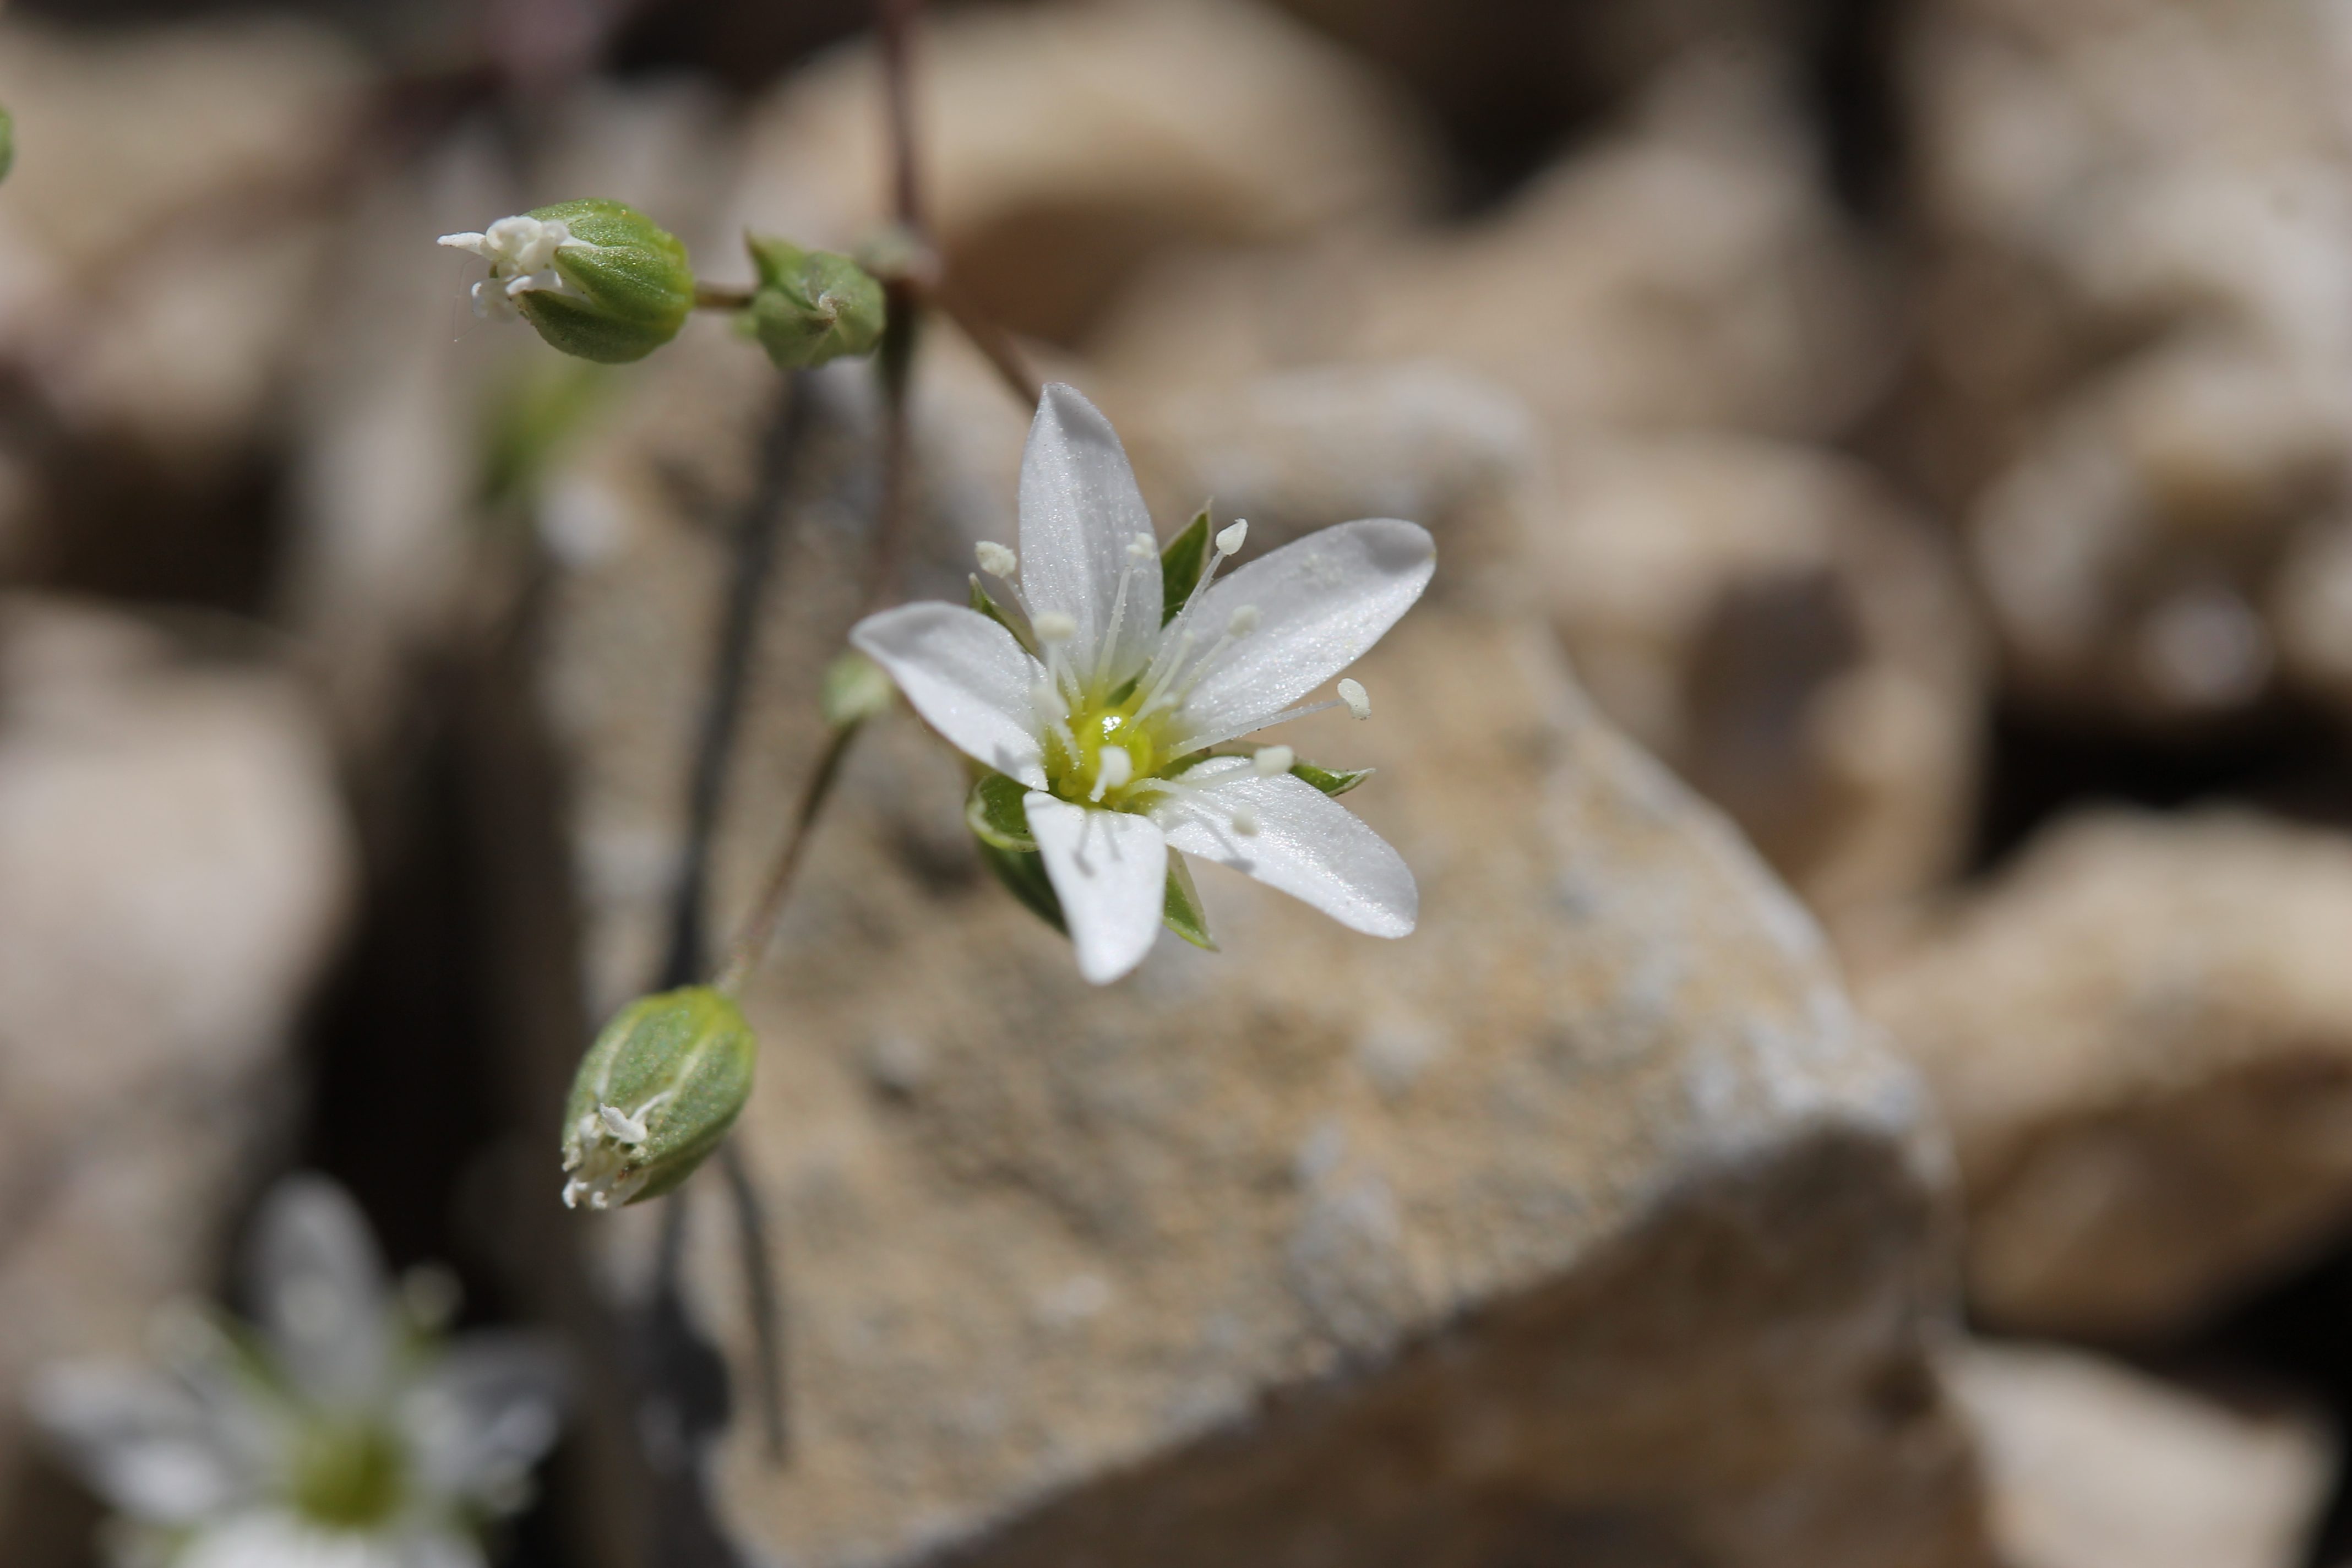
(29, 1176), (565, 1568)
(851, 383), (1434, 984)
(437, 214), (585, 322)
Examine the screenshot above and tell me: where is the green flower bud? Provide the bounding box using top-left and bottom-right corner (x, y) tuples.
(560, 986), (755, 1210)
(439, 200), (693, 364)
(743, 233), (886, 371)
(820, 647), (895, 728)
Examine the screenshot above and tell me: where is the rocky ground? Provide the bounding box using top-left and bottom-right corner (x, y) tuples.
(6, 0), (2352, 1565)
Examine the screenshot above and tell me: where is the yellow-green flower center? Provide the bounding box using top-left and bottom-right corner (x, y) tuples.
(1043, 688), (1179, 811)
(288, 1416), (408, 1531)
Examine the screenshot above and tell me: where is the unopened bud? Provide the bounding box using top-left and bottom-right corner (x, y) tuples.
(443, 199), (694, 364)
(743, 234), (886, 371)
(560, 987), (755, 1210)
(821, 648), (895, 728)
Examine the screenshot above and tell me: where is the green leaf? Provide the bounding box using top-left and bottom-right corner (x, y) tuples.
(968, 575), (1036, 656)
(1160, 507), (1211, 626)
(965, 772), (1036, 851)
(1161, 851), (1217, 950)
(1292, 760), (1375, 797)
(978, 839), (1065, 934)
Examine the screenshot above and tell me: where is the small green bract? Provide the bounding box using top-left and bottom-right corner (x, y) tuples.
(743, 233), (886, 371)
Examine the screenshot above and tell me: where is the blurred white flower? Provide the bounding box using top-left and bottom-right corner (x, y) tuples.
(30, 1175), (565, 1568)
(437, 215), (585, 322)
(852, 383), (1433, 984)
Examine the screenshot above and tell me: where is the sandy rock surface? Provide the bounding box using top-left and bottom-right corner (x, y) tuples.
(525, 346), (1994, 1567)
(1857, 809), (2352, 1342)
(1947, 1339), (2333, 1568)
(0, 596), (352, 1552)
(1904, 0), (2352, 725)
(1534, 433), (1983, 927)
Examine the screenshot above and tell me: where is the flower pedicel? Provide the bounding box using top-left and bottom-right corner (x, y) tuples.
(852, 383), (1434, 984)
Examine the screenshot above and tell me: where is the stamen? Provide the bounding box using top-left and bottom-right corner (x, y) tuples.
(976, 541), (1017, 578)
(1339, 678), (1371, 720)
(1035, 612), (1077, 644)
(1254, 745), (1294, 776)
(598, 1104), (649, 1144)
(1091, 746), (1133, 802)
(1232, 807), (1260, 837)
(1216, 520), (1248, 556)
(1095, 532), (1158, 687)
(1227, 605), (1260, 636)
(1175, 698), (1346, 753)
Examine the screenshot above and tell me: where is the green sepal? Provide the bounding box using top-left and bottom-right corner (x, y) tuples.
(1292, 760), (1376, 797)
(1161, 850), (1217, 950)
(978, 839), (1066, 934)
(560, 986), (756, 1207)
(519, 199), (695, 364)
(1160, 507), (1212, 626)
(968, 575), (1037, 655)
(821, 649), (895, 728)
(965, 771), (1036, 851)
(743, 233), (886, 371)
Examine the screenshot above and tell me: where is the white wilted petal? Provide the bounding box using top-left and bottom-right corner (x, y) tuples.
(1024, 793), (1168, 984)
(1018, 384), (1159, 685)
(851, 603), (1048, 788)
(1153, 760), (1417, 937)
(1170, 519), (1433, 748)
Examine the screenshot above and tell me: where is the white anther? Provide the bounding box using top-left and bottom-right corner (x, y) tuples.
(1232, 807), (1261, 837)
(598, 1103), (650, 1144)
(1338, 678), (1371, 720)
(1091, 746), (1134, 801)
(1254, 744), (1295, 776)
(976, 541), (1017, 578)
(1035, 612), (1078, 644)
(1127, 532), (1157, 562)
(1227, 605), (1261, 636)
(1216, 521), (1248, 556)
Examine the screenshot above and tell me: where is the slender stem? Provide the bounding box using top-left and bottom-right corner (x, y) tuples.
(711, 718), (861, 995)
(878, 0), (925, 236)
(931, 275), (1042, 410)
(704, 0), (928, 1001)
(693, 282), (754, 311)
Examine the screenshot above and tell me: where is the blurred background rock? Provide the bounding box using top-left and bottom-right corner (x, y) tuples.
(5, 0), (2352, 1565)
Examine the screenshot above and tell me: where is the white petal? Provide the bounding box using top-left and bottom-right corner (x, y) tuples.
(25, 1364), (253, 1523)
(1017, 384), (1161, 687)
(248, 1175), (394, 1409)
(1167, 519), (1434, 749)
(400, 1333), (567, 1509)
(1024, 794), (1167, 984)
(851, 603), (1048, 787)
(1154, 759), (1416, 937)
(435, 232), (491, 256)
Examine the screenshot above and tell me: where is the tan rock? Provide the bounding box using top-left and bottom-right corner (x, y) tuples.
(1537, 433), (1984, 928)
(1946, 1340), (2332, 1568)
(1091, 46), (1893, 442)
(0, 597), (353, 1554)
(0, 15), (365, 477)
(1856, 809), (2352, 1342)
(526, 356), (1995, 1566)
(729, 0), (1432, 347)
(1905, 0), (2352, 723)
